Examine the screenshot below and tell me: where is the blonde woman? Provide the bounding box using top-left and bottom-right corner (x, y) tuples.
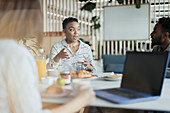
(0, 0), (95, 113)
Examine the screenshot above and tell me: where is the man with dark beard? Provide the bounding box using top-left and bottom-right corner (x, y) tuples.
(151, 17), (170, 52)
(150, 17), (170, 113)
(151, 17), (170, 79)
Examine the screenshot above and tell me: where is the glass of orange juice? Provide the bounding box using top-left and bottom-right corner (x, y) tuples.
(35, 56), (46, 81)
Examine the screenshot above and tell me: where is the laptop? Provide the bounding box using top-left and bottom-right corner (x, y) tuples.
(95, 52), (170, 104)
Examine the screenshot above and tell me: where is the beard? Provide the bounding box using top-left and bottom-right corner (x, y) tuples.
(151, 35), (162, 48)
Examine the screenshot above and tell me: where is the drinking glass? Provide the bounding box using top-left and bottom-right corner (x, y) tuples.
(35, 56), (47, 81)
(75, 56), (84, 71)
(69, 57), (77, 72)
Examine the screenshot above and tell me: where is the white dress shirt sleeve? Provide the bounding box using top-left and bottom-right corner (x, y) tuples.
(49, 44), (61, 68)
(86, 46), (96, 73)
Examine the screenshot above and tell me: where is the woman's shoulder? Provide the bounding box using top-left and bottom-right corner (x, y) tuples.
(0, 39), (33, 59)
(79, 40), (90, 48)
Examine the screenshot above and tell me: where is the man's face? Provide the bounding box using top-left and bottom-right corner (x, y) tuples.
(63, 21), (80, 43)
(150, 23), (163, 47)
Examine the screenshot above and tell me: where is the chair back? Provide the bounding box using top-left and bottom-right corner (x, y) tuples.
(102, 54), (126, 73)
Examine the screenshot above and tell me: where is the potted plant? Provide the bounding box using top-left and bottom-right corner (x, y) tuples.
(80, 1), (101, 30)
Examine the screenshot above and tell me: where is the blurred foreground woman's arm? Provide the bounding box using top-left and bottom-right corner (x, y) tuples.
(51, 85), (96, 113)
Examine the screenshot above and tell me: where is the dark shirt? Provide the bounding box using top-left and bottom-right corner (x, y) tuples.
(152, 44), (170, 52)
(152, 44), (170, 78)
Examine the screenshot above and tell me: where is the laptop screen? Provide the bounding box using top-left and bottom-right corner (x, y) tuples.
(121, 52), (169, 95)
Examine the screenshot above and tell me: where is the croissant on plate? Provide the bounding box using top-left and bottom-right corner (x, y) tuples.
(70, 70), (92, 78)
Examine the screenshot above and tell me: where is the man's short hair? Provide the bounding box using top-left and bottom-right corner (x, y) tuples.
(158, 17), (170, 35)
(62, 17), (78, 29)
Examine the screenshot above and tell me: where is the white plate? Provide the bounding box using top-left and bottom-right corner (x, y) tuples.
(72, 76), (98, 80)
(93, 72), (115, 77)
(102, 77), (122, 81)
(41, 88), (72, 98)
(102, 74), (123, 81)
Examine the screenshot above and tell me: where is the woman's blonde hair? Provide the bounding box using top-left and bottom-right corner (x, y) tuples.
(0, 0), (43, 44)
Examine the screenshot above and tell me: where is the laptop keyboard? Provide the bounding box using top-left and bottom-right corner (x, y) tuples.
(103, 88), (145, 99)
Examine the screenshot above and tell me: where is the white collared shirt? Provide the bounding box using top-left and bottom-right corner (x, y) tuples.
(49, 39), (96, 73)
